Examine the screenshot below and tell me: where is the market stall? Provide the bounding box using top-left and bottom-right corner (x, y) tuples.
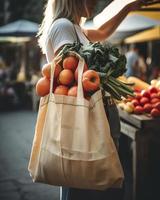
(119, 107), (160, 200)
(0, 20), (40, 110)
(117, 77), (160, 200)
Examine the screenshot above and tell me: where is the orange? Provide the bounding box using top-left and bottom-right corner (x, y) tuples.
(36, 77), (50, 97)
(63, 56), (79, 72)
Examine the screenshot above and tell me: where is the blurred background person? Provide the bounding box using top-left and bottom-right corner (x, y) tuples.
(125, 44), (139, 77)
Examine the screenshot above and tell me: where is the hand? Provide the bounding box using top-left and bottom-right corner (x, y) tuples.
(128, 0), (144, 11)
(127, 0), (156, 11)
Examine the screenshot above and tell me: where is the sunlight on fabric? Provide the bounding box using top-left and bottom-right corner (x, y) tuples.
(93, 0), (137, 28)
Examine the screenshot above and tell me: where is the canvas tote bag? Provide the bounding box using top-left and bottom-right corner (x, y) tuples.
(28, 52), (124, 190)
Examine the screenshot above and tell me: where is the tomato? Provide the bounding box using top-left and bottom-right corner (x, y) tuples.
(134, 106), (144, 115)
(151, 108), (160, 117)
(134, 92), (142, 100)
(148, 86), (159, 94)
(153, 102), (160, 110)
(151, 98), (160, 104)
(131, 99), (139, 107)
(141, 90), (150, 99)
(140, 97), (149, 106)
(150, 93), (159, 99)
(143, 103), (152, 113)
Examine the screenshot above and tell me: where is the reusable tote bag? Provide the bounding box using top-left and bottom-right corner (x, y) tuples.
(28, 52), (124, 190)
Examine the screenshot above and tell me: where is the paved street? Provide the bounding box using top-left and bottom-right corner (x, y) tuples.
(0, 110), (60, 200)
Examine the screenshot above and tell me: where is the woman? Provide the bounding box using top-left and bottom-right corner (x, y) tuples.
(38, 0), (144, 199)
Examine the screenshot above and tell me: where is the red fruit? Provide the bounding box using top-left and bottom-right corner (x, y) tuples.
(141, 90), (150, 99)
(134, 106), (144, 115)
(63, 56), (79, 72)
(148, 86), (158, 94)
(151, 108), (160, 117)
(134, 92), (142, 100)
(54, 85), (69, 95)
(42, 63), (62, 79)
(134, 88), (141, 93)
(58, 69), (74, 86)
(140, 97), (149, 106)
(74, 63), (88, 82)
(126, 97), (134, 102)
(150, 93), (159, 99)
(82, 70), (100, 92)
(157, 92), (160, 98)
(143, 103), (153, 113)
(68, 86), (78, 97)
(36, 77), (50, 97)
(151, 98), (160, 104)
(153, 102), (160, 110)
(131, 99), (139, 107)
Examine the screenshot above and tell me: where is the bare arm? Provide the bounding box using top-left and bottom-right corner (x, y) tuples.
(84, 0), (143, 42)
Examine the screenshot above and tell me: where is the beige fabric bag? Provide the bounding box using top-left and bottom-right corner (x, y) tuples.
(28, 52), (124, 190)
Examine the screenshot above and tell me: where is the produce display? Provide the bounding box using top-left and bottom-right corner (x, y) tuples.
(36, 42), (134, 101)
(118, 78), (160, 118)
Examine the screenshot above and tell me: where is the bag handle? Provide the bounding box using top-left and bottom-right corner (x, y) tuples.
(49, 52), (85, 99)
(49, 56), (61, 97)
(76, 54), (85, 98)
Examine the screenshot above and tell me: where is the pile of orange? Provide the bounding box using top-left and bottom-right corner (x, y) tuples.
(36, 55), (100, 100)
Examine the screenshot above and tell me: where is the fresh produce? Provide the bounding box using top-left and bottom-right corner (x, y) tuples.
(123, 102), (134, 113)
(56, 42), (135, 100)
(82, 70), (100, 92)
(68, 86), (78, 97)
(127, 76), (150, 91)
(63, 55), (79, 71)
(143, 103), (152, 113)
(58, 69), (74, 86)
(54, 85), (69, 95)
(151, 108), (160, 117)
(150, 79), (160, 88)
(36, 53), (98, 100)
(134, 106), (144, 115)
(118, 85), (160, 118)
(42, 63), (62, 79)
(36, 77), (50, 97)
(36, 42), (136, 100)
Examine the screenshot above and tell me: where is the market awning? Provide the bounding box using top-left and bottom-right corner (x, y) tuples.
(0, 36), (31, 43)
(0, 20), (38, 37)
(124, 26), (160, 43)
(130, 3), (160, 20)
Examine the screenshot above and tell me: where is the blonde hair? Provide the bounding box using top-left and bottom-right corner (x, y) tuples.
(38, 0), (87, 53)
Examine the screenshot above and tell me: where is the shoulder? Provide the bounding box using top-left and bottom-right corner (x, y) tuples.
(53, 18), (73, 26)
(49, 18), (75, 35)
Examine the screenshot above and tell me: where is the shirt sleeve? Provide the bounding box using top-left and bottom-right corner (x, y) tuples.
(49, 19), (77, 54)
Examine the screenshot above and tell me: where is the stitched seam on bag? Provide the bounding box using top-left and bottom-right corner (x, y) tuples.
(40, 97), (102, 110)
(41, 146), (115, 161)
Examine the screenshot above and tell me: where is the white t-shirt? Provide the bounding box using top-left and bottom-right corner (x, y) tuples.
(45, 18), (90, 62)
